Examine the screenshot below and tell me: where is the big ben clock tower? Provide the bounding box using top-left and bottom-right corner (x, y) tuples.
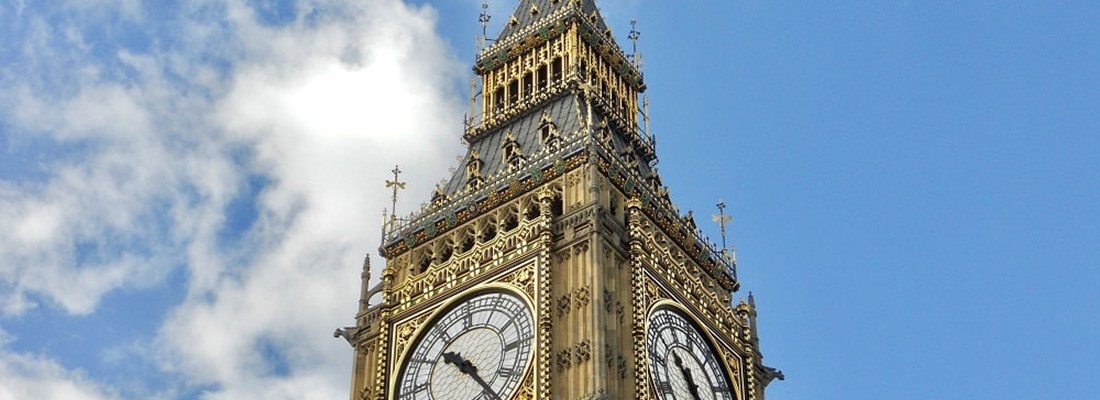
(337, 1), (781, 399)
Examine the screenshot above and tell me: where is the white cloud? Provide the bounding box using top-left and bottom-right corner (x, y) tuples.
(0, 346), (119, 400)
(0, 0), (464, 398)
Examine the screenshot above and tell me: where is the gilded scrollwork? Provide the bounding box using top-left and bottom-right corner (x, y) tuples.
(722, 348), (746, 400)
(501, 261), (536, 299)
(392, 313), (429, 363)
(513, 373), (535, 400)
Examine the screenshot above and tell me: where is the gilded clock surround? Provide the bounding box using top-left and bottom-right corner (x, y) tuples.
(339, 1), (779, 399)
(392, 286), (536, 400)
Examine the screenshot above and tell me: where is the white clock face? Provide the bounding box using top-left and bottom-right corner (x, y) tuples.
(647, 307), (736, 400)
(397, 291), (534, 400)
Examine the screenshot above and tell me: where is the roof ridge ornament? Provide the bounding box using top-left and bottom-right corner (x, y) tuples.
(628, 19), (642, 69)
(384, 165), (406, 239)
(478, 1), (492, 51)
(712, 200), (737, 267)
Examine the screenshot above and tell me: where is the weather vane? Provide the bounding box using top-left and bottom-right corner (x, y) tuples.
(385, 165), (406, 233)
(712, 200), (734, 263)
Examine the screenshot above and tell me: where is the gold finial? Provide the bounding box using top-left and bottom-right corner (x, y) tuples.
(385, 165), (406, 233)
(712, 200), (734, 263)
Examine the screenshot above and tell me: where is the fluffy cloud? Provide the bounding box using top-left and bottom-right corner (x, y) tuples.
(0, 0), (463, 398)
(0, 353), (119, 400)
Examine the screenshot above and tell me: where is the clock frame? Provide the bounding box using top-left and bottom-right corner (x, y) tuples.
(394, 289), (535, 400)
(647, 304), (737, 400)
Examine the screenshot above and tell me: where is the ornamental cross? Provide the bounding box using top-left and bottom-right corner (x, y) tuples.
(386, 165), (406, 225)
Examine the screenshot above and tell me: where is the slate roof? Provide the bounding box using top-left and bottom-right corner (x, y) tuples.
(443, 93), (585, 196)
(496, 0), (609, 42)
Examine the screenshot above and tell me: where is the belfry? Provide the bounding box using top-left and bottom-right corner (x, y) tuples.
(337, 1), (781, 398)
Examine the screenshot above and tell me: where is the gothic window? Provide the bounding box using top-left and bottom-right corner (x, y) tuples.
(523, 71), (533, 97)
(493, 86), (504, 113)
(508, 79), (519, 105)
(551, 57), (563, 82)
(502, 213), (519, 232)
(502, 130), (525, 169)
(550, 193), (564, 217)
(538, 112), (560, 148)
(417, 250), (433, 273)
(438, 241), (454, 263)
(479, 218), (497, 243)
(466, 150), (484, 190)
(525, 203), (540, 221)
(482, 224), (496, 242)
(537, 65), (548, 90)
(460, 234), (475, 253)
(609, 192), (619, 218)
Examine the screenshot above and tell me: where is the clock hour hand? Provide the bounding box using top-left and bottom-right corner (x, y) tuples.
(442, 351), (504, 400)
(673, 352), (703, 400)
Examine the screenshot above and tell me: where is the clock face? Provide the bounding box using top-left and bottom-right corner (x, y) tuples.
(397, 291), (534, 400)
(647, 307), (736, 400)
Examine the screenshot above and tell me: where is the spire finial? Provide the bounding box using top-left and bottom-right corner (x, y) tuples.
(478, 1), (492, 50)
(712, 200), (734, 263)
(380, 207), (388, 244)
(628, 19), (642, 68)
(385, 165), (406, 234)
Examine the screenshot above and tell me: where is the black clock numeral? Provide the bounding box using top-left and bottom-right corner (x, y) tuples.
(503, 337), (529, 351)
(652, 352), (666, 366)
(657, 380), (673, 394)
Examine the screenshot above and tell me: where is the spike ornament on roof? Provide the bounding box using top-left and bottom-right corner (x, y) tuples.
(384, 165), (406, 236)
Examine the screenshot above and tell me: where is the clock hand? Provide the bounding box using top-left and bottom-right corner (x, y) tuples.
(673, 352), (703, 400)
(442, 351), (504, 400)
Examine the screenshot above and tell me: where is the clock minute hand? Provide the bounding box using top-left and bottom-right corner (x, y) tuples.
(442, 351), (504, 400)
(673, 353), (703, 400)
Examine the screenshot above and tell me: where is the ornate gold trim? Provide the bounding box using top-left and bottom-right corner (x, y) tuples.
(386, 280), (539, 398)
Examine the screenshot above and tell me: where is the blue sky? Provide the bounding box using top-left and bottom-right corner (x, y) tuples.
(1, 1), (1098, 399)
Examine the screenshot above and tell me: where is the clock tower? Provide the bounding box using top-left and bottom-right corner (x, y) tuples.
(337, 1), (781, 399)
